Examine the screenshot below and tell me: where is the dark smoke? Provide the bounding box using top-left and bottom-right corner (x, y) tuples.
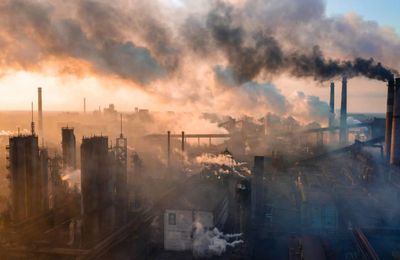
(205, 1), (397, 83)
(206, 3), (284, 82)
(0, 0), (398, 88)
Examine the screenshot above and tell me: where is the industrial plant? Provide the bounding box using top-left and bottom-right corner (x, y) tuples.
(0, 74), (398, 259)
(0, 0), (400, 259)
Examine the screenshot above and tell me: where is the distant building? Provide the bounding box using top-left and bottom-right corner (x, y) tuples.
(104, 104), (117, 117)
(163, 182), (229, 251)
(62, 127), (76, 169)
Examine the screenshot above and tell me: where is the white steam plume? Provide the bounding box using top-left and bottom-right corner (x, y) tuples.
(61, 168), (81, 191)
(192, 222), (243, 258)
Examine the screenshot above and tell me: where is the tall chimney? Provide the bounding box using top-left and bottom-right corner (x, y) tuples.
(339, 77), (348, 145)
(84, 98), (86, 114)
(329, 82), (335, 125)
(31, 102), (35, 135)
(329, 82), (335, 142)
(181, 131), (185, 152)
(385, 78), (395, 162)
(167, 131), (171, 167)
(390, 78), (400, 165)
(38, 87), (43, 143)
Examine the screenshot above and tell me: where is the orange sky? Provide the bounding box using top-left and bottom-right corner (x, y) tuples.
(0, 0), (394, 117)
(0, 70), (386, 114)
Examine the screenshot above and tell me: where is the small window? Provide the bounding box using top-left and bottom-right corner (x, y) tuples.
(168, 213), (176, 225)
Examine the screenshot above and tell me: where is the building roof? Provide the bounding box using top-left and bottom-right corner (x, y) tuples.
(164, 179), (228, 212)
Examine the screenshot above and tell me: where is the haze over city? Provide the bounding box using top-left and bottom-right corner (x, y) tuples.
(0, 0), (400, 259)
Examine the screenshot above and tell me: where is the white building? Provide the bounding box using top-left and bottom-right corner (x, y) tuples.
(163, 183), (229, 251)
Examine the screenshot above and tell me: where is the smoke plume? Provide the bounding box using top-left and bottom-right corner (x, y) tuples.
(0, 0), (400, 117)
(192, 222), (243, 258)
(205, 1), (397, 82)
(62, 168), (81, 190)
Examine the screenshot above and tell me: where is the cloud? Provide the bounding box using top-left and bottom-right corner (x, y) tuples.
(0, 0), (399, 118)
(292, 91), (330, 121)
(0, 0), (165, 84)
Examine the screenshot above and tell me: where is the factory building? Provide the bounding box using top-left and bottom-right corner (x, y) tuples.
(81, 136), (114, 243)
(7, 134), (48, 223)
(62, 127), (76, 169)
(298, 178), (338, 233)
(163, 182), (229, 251)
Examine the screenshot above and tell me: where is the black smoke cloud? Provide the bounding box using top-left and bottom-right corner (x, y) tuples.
(204, 1), (397, 83)
(0, 0), (399, 87)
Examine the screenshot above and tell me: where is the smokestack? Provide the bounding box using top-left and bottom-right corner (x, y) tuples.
(329, 82), (335, 142)
(84, 98), (86, 114)
(181, 131), (185, 152)
(385, 78), (395, 162)
(38, 87), (43, 142)
(119, 114), (123, 138)
(167, 131), (171, 167)
(339, 77), (348, 145)
(329, 82), (335, 125)
(390, 78), (400, 165)
(31, 102), (35, 135)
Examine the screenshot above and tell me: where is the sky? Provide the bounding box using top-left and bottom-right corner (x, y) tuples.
(326, 0), (400, 34)
(0, 0), (399, 118)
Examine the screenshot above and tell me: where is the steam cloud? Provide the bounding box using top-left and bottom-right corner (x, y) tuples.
(0, 0), (398, 83)
(62, 168), (81, 190)
(192, 222), (243, 258)
(0, 0), (400, 117)
(194, 153), (251, 178)
(0, 0), (165, 84)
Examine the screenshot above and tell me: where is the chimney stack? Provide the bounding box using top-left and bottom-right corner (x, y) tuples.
(181, 131), (185, 152)
(167, 131), (171, 167)
(329, 82), (335, 142)
(339, 77), (348, 145)
(385, 77), (395, 162)
(329, 82), (335, 126)
(38, 87), (43, 142)
(390, 78), (400, 165)
(31, 102), (35, 135)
